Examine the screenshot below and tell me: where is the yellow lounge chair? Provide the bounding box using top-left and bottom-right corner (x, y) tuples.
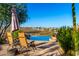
(18, 32), (28, 48)
(6, 32), (13, 47)
(6, 32), (21, 55)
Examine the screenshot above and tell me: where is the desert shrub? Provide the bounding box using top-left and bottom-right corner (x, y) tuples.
(57, 26), (75, 55)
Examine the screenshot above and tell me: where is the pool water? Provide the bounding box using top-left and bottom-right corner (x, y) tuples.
(29, 36), (50, 41)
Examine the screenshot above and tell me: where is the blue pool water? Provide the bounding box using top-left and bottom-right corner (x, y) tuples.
(29, 36), (50, 41)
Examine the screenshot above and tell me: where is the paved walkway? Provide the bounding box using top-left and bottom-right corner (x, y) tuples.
(29, 42), (64, 56)
(0, 42), (64, 56)
(0, 44), (8, 56)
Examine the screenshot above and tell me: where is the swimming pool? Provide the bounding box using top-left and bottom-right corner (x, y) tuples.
(29, 36), (50, 41)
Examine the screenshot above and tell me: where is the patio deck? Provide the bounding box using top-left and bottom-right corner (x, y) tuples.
(0, 41), (64, 56)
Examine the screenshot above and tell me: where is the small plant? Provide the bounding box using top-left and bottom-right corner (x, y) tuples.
(12, 30), (23, 39)
(0, 37), (5, 44)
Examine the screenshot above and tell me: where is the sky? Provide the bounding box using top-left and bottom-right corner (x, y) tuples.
(21, 3), (79, 28)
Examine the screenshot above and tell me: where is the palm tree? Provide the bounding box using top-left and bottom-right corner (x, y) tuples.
(72, 3), (78, 56)
(72, 3), (76, 31)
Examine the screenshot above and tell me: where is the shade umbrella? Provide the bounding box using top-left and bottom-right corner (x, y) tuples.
(11, 7), (19, 32)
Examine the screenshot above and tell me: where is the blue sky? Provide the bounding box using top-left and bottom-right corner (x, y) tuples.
(21, 3), (79, 28)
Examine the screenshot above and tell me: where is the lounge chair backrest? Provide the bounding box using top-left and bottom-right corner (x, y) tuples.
(6, 32), (13, 46)
(18, 32), (28, 48)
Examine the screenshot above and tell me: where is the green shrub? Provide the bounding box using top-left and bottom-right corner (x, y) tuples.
(76, 31), (79, 50)
(0, 37), (5, 44)
(12, 30), (23, 39)
(57, 26), (75, 55)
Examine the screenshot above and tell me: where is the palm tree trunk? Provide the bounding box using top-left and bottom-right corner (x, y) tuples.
(72, 3), (76, 31)
(72, 3), (78, 56)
